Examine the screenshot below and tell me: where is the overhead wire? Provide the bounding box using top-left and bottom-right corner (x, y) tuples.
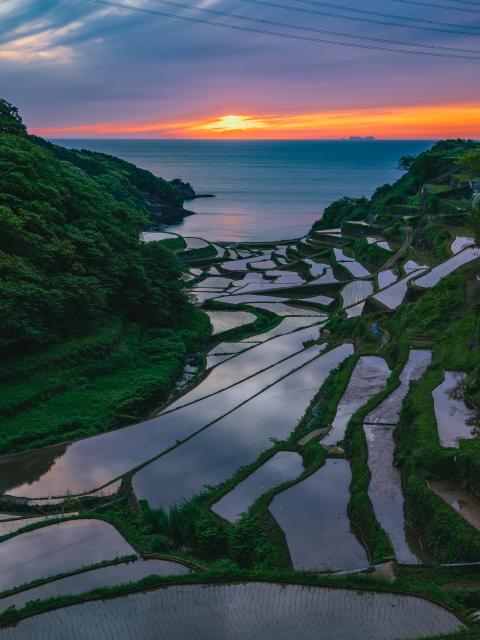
(387, 0), (480, 14)
(85, 0), (480, 59)
(143, 0), (480, 53)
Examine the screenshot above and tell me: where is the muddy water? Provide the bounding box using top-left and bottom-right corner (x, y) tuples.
(0, 558), (189, 613)
(364, 424), (420, 564)
(0, 520), (135, 593)
(322, 356), (391, 446)
(0, 329), (321, 499)
(269, 459), (368, 572)
(132, 345), (353, 510)
(0, 583), (463, 640)
(211, 452), (304, 523)
(432, 371), (476, 448)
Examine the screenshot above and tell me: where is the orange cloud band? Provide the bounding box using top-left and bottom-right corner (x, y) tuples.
(33, 103), (480, 139)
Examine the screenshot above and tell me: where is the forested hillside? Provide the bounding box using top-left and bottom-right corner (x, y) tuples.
(0, 100), (208, 453)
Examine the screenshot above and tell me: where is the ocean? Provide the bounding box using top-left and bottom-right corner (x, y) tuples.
(53, 139), (432, 242)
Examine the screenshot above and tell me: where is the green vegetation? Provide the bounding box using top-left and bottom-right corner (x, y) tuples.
(0, 100), (209, 452)
(0, 309), (208, 453)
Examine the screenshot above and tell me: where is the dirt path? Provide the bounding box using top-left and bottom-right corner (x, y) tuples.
(380, 226), (413, 272)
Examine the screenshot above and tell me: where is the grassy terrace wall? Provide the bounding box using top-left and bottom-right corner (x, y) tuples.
(0, 308), (209, 454)
(381, 271), (480, 562)
(130, 353), (359, 571)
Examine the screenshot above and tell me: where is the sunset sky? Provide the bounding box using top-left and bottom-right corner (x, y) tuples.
(1, 0), (480, 139)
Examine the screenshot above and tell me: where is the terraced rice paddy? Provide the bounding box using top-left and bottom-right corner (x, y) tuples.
(0, 558), (189, 613)
(364, 424), (421, 564)
(322, 357), (391, 445)
(413, 247), (480, 289)
(0, 513), (77, 537)
(451, 236), (475, 254)
(222, 252), (273, 272)
(340, 281), (373, 308)
(269, 459), (368, 572)
(339, 260), (371, 278)
(376, 241), (391, 251)
(0, 328), (321, 498)
(250, 260), (277, 270)
(211, 452), (304, 523)
(301, 294), (335, 306)
(196, 276), (233, 289)
(141, 232), (177, 243)
(0, 520), (134, 593)
(239, 316), (322, 343)
(242, 302), (324, 317)
(403, 260), (428, 274)
(372, 271), (425, 310)
(184, 237), (210, 250)
(266, 270), (305, 285)
(345, 302), (365, 318)
(334, 248), (354, 262)
(365, 350), (431, 425)
(190, 290), (223, 304)
(304, 259), (327, 277)
(377, 269), (398, 290)
(133, 345), (353, 509)
(363, 350), (432, 564)
(0, 583), (463, 640)
(310, 267), (338, 285)
(432, 371), (476, 447)
(205, 310), (256, 335)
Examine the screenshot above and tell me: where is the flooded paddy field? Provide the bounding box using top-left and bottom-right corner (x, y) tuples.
(0, 327), (322, 499)
(372, 271), (425, 310)
(338, 261), (371, 279)
(432, 371), (476, 448)
(413, 246), (480, 289)
(133, 345), (353, 510)
(0, 583), (463, 640)
(0, 520), (134, 593)
(205, 310), (256, 335)
(211, 452), (304, 523)
(0, 558), (189, 613)
(322, 356), (391, 446)
(269, 459), (368, 572)
(377, 269), (398, 290)
(364, 350), (432, 425)
(364, 424), (421, 564)
(0, 513), (77, 537)
(340, 281), (373, 308)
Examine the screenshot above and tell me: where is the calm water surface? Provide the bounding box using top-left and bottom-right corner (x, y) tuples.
(53, 140), (431, 241)
(0, 583), (463, 640)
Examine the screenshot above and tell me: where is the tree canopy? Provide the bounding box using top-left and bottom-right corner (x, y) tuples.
(0, 101), (190, 352)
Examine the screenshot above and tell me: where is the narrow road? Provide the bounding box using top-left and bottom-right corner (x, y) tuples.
(380, 226), (413, 272)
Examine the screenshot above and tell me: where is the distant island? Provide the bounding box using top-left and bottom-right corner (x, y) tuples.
(342, 136), (376, 141)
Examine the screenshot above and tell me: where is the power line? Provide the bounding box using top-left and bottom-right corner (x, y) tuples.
(85, 0), (480, 59)
(388, 0), (480, 13)
(439, 0), (480, 6)
(143, 0), (480, 53)
(290, 0), (480, 32)
(232, 0), (480, 37)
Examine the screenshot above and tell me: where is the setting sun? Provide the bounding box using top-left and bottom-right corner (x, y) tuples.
(196, 114), (268, 132)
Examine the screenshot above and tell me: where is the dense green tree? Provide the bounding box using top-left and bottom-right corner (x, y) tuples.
(0, 101), (189, 351)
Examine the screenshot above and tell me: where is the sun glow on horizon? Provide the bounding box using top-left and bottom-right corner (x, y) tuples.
(198, 114), (268, 132)
(33, 103), (480, 140)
